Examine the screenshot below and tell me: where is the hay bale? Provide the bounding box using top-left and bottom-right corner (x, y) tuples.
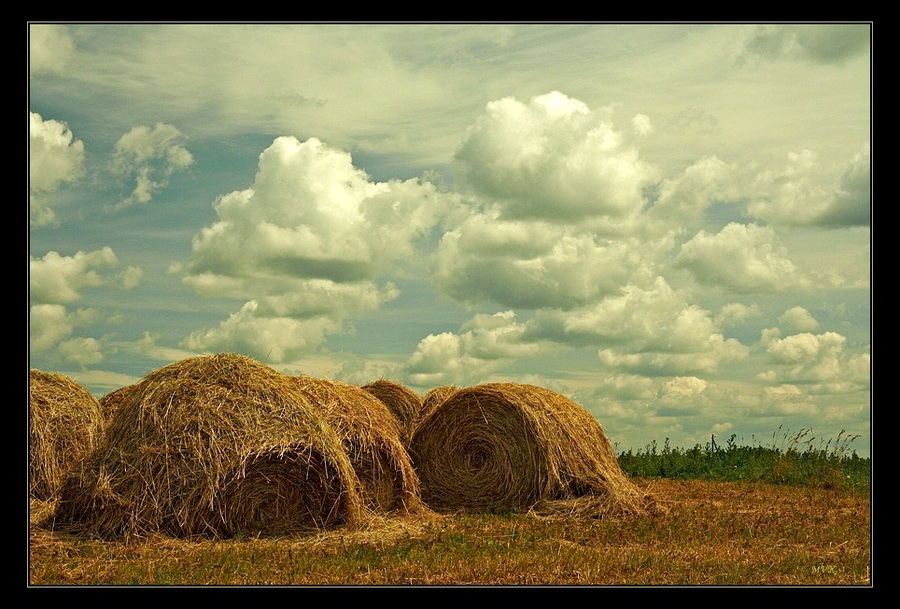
(289, 376), (425, 515)
(98, 383), (136, 426)
(29, 370), (105, 502)
(361, 379), (421, 444)
(418, 385), (459, 426)
(52, 353), (364, 540)
(408, 383), (656, 517)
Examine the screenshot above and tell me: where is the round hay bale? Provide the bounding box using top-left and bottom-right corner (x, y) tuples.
(361, 379), (421, 444)
(98, 383), (137, 426)
(52, 353), (364, 540)
(418, 385), (459, 427)
(409, 383), (656, 517)
(289, 376), (425, 515)
(29, 370), (105, 502)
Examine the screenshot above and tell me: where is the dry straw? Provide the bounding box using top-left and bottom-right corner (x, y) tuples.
(418, 385), (459, 427)
(288, 376), (426, 516)
(361, 379), (421, 445)
(29, 370), (105, 502)
(409, 383), (657, 518)
(52, 353), (365, 540)
(98, 383), (137, 426)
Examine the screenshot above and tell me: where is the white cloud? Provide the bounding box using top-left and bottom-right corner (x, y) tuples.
(659, 376), (709, 399)
(29, 24), (75, 74)
(405, 311), (545, 387)
(454, 91), (657, 226)
(649, 156), (737, 221)
(762, 331), (852, 384)
(714, 302), (761, 327)
(58, 337), (105, 367)
(181, 300), (344, 364)
(779, 306), (819, 332)
(110, 123), (195, 207)
(676, 222), (804, 293)
(433, 210), (665, 309)
(29, 304), (74, 351)
(30, 248), (120, 305)
(29, 112), (85, 227)
(175, 135), (454, 361)
(747, 145), (870, 228)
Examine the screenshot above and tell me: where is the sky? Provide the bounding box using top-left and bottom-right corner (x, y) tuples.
(28, 22), (872, 457)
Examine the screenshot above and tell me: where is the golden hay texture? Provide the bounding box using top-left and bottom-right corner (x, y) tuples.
(418, 385), (460, 427)
(29, 370), (106, 502)
(51, 354), (366, 540)
(97, 383), (137, 426)
(288, 376), (426, 516)
(361, 379), (422, 444)
(408, 383), (657, 518)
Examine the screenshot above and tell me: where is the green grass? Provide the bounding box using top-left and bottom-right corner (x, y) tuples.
(616, 426), (870, 492)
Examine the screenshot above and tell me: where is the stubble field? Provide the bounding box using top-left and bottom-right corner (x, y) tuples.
(28, 477), (871, 587)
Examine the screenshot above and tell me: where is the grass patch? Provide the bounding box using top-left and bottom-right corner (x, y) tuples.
(616, 427), (870, 493)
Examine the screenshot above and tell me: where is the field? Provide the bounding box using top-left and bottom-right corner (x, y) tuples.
(29, 369), (873, 589)
(29, 475), (870, 586)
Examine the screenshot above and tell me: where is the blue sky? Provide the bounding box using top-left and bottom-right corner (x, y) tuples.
(29, 23), (871, 457)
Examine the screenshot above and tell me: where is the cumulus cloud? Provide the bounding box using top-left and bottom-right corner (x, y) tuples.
(29, 304), (75, 351)
(57, 337), (105, 367)
(529, 278), (749, 375)
(30, 112), (85, 227)
(454, 91), (657, 226)
(30, 248), (120, 305)
(110, 123), (195, 208)
(29, 24), (75, 74)
(432, 211), (664, 309)
(737, 24), (869, 65)
(29, 248), (131, 361)
(779, 306), (819, 332)
(761, 331), (852, 384)
(29, 304), (100, 354)
(714, 302), (761, 328)
(747, 145), (870, 228)
(175, 135), (455, 362)
(405, 311), (543, 387)
(648, 156), (738, 222)
(676, 222), (803, 293)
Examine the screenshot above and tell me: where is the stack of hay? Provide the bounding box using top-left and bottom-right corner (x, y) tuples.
(418, 385), (459, 428)
(53, 354), (371, 540)
(361, 379), (422, 446)
(288, 376), (424, 516)
(29, 370), (105, 503)
(409, 382), (657, 518)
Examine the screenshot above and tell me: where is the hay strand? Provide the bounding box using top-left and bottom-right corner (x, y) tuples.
(409, 383), (657, 517)
(52, 354), (364, 540)
(418, 385), (459, 426)
(289, 376), (426, 516)
(361, 379), (421, 444)
(29, 370), (105, 502)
